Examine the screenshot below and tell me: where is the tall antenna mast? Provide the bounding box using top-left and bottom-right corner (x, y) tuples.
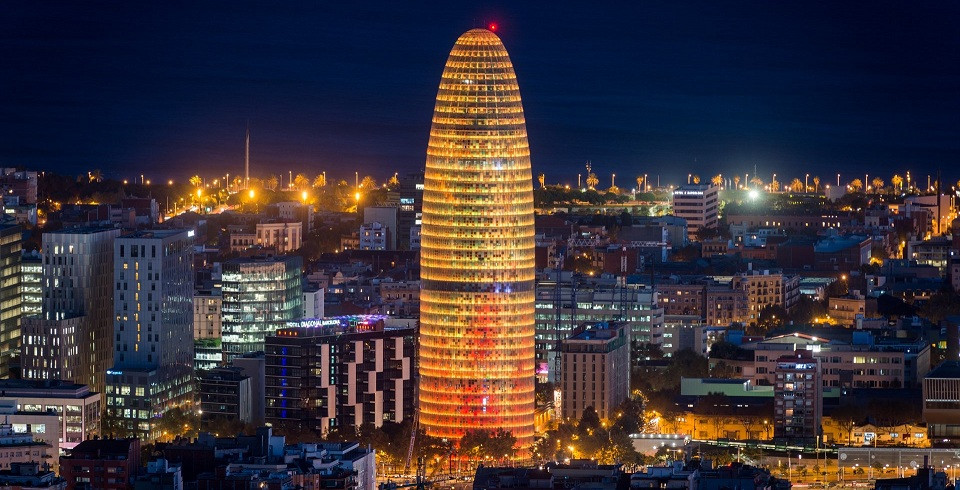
(245, 121), (250, 189)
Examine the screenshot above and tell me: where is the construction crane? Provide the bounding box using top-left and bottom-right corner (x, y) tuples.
(404, 324), (420, 476)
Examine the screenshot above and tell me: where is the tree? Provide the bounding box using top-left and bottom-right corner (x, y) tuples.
(750, 176), (763, 187)
(832, 404), (865, 445)
(189, 175), (202, 188)
(636, 176), (644, 191)
(692, 175), (701, 184)
(891, 174), (903, 191)
(313, 174), (327, 188)
(586, 173), (599, 190)
(387, 173), (400, 188)
(538, 173), (546, 188)
(659, 349), (709, 391)
(711, 175), (722, 187)
(872, 177), (885, 193)
(849, 178), (863, 192)
(789, 178), (803, 192)
(359, 175), (378, 189)
(919, 289), (960, 325)
(294, 173), (310, 191)
(265, 175), (279, 191)
(733, 175), (741, 189)
(812, 176), (820, 193)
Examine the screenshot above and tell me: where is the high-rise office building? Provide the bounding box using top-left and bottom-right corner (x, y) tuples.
(22, 227), (120, 393)
(19, 250), (41, 317)
(534, 281), (663, 381)
(106, 230), (195, 440)
(418, 28), (536, 448)
(671, 184), (719, 240)
(0, 224), (22, 379)
(221, 255), (303, 360)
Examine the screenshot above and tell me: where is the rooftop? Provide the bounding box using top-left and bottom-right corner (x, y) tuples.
(119, 228), (191, 239)
(927, 361), (960, 380)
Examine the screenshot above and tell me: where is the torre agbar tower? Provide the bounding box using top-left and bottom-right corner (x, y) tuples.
(419, 28), (536, 449)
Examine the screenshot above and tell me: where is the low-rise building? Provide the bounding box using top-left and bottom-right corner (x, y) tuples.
(0, 462), (65, 490)
(0, 423), (51, 472)
(358, 222), (389, 251)
(828, 291), (879, 326)
(746, 333), (930, 389)
(0, 380), (101, 452)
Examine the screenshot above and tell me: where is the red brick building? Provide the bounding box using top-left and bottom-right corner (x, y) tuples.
(60, 438), (140, 490)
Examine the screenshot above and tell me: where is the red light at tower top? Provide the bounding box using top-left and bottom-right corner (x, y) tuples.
(488, 22), (498, 32)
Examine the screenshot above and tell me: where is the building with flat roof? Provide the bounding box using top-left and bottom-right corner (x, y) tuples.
(0, 223), (22, 379)
(197, 367), (251, 425)
(560, 322), (630, 420)
(22, 227), (120, 395)
(221, 255), (303, 361)
(106, 229), (195, 440)
(193, 289), (221, 339)
(535, 280), (663, 382)
(265, 316), (414, 433)
(773, 349), (822, 443)
(60, 438), (140, 490)
(20, 250), (41, 318)
(0, 422), (51, 472)
(0, 462), (65, 489)
(671, 184), (718, 240)
(923, 361), (960, 440)
(0, 379), (101, 452)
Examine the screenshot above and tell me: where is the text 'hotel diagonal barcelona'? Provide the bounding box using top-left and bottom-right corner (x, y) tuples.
(418, 27), (536, 449)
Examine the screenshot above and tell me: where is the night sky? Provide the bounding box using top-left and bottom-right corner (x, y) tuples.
(3, 2), (958, 186)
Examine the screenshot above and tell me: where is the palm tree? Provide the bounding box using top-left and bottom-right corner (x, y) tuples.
(789, 178), (803, 192)
(586, 173), (599, 190)
(313, 174), (327, 188)
(264, 175), (279, 192)
(711, 175), (722, 187)
(388, 173), (400, 188)
(359, 175), (377, 189)
(608, 185), (620, 195)
(733, 175), (741, 189)
(770, 180), (781, 192)
(89, 169), (103, 183)
(189, 175), (202, 188)
(871, 177), (884, 193)
(812, 176), (821, 193)
(891, 174), (903, 191)
(691, 175), (701, 184)
(636, 176), (644, 191)
(750, 176), (763, 187)
(293, 173), (310, 191)
(231, 176), (244, 190)
(849, 178), (863, 192)
(538, 173), (545, 188)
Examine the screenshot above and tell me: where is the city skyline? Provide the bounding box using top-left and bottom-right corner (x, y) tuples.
(4, 2), (959, 183)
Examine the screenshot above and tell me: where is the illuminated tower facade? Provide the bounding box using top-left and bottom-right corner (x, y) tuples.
(419, 28), (536, 449)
